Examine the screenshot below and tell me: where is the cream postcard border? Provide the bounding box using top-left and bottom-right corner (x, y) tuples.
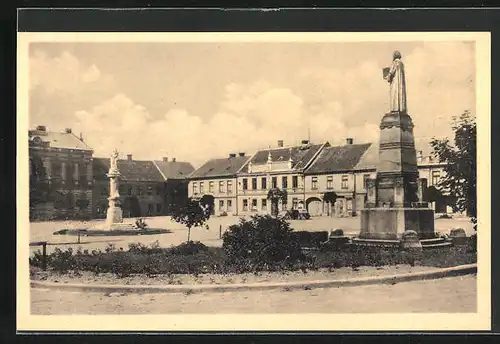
(17, 31), (491, 332)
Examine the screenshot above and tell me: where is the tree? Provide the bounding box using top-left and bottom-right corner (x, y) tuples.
(200, 194), (215, 215)
(171, 197), (211, 242)
(267, 188), (288, 217)
(430, 110), (476, 230)
(323, 191), (338, 216)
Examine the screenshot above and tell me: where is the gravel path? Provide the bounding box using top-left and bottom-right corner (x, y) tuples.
(31, 274), (477, 314)
(31, 265), (437, 286)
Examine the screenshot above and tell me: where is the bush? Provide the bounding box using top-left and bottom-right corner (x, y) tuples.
(291, 231), (329, 248)
(219, 211), (228, 217)
(222, 214), (304, 266)
(168, 241), (209, 255)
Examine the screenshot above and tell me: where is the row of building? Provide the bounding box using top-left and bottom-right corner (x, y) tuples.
(187, 138), (452, 218)
(28, 126), (452, 221)
(29, 125), (194, 221)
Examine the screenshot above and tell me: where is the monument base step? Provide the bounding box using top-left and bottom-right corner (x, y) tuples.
(350, 236), (453, 249)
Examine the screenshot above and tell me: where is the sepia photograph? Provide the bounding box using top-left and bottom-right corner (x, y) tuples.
(17, 31), (491, 332)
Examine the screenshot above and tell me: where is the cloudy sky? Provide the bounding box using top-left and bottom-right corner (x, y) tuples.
(28, 40), (475, 167)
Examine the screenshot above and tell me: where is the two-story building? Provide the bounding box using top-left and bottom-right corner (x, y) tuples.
(304, 138), (375, 217)
(153, 157), (195, 215)
(236, 140), (329, 215)
(29, 125), (94, 220)
(303, 138), (454, 217)
(92, 154), (167, 218)
(187, 153), (250, 216)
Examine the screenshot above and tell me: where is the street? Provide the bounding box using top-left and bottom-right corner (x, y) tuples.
(31, 274), (476, 314)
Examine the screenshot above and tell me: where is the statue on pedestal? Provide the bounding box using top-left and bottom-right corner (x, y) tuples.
(383, 50), (407, 113)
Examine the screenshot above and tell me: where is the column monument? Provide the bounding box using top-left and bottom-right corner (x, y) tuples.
(354, 51), (436, 244)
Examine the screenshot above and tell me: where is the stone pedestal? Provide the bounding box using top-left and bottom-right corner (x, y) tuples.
(359, 207), (435, 240)
(105, 206), (123, 227)
(357, 111), (436, 242)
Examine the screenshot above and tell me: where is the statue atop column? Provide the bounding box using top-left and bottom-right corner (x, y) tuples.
(110, 149), (119, 174)
(383, 50), (407, 113)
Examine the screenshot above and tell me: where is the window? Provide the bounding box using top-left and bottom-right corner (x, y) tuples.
(252, 178), (257, 190)
(209, 181), (214, 193)
(311, 177), (318, 190)
(341, 175), (349, 189)
(252, 199), (257, 211)
(147, 185), (153, 195)
(431, 171), (441, 186)
(261, 199), (267, 210)
(219, 200), (224, 211)
(227, 200), (232, 212)
(199, 182), (204, 193)
(292, 176), (298, 188)
(193, 182), (198, 195)
(243, 199), (248, 211)
(282, 176), (288, 189)
(363, 174), (371, 189)
(101, 187), (108, 196)
(242, 178), (248, 190)
(292, 198), (298, 209)
(156, 185), (162, 195)
(137, 186), (143, 196)
(261, 177), (267, 190)
(119, 185), (125, 195)
(148, 203), (153, 215)
(327, 176), (333, 189)
(219, 181), (225, 193)
(227, 181), (232, 193)
(127, 186), (132, 196)
(272, 177), (277, 188)
(156, 204), (162, 213)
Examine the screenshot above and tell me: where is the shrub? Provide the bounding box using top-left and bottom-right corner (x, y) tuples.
(222, 214), (304, 266)
(219, 211), (228, 217)
(168, 241), (209, 255)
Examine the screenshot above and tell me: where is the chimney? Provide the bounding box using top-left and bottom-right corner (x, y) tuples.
(346, 138), (353, 145)
(229, 153), (237, 158)
(79, 132), (84, 142)
(127, 154), (132, 161)
(163, 157), (169, 162)
(65, 128), (72, 134)
(172, 158), (176, 162)
(239, 152), (245, 157)
(277, 140), (284, 147)
(36, 125), (46, 132)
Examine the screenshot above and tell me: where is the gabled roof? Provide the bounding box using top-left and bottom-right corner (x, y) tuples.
(93, 158), (164, 182)
(153, 160), (195, 180)
(189, 156), (250, 179)
(241, 143), (326, 172)
(28, 130), (92, 151)
(305, 143), (372, 174)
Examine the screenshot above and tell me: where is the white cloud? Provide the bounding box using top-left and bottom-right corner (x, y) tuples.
(71, 81), (381, 167)
(29, 50), (114, 95)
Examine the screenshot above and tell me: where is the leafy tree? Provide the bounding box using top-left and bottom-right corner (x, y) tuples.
(200, 194), (215, 215)
(171, 197), (211, 242)
(323, 191), (338, 216)
(267, 188), (288, 217)
(430, 110), (476, 230)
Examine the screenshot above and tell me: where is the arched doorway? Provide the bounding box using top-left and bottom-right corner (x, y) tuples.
(306, 197), (323, 216)
(123, 195), (142, 218)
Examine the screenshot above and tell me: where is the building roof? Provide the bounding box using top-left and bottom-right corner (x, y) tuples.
(93, 158), (165, 182)
(28, 129), (92, 151)
(241, 143), (326, 172)
(306, 143), (372, 174)
(189, 156), (250, 179)
(153, 160), (195, 180)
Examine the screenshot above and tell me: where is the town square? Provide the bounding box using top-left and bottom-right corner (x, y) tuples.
(18, 31), (488, 332)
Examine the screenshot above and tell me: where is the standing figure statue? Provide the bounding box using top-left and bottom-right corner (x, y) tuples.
(110, 149), (119, 172)
(383, 51), (407, 113)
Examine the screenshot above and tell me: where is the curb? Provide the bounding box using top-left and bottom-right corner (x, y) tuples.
(30, 264), (477, 294)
